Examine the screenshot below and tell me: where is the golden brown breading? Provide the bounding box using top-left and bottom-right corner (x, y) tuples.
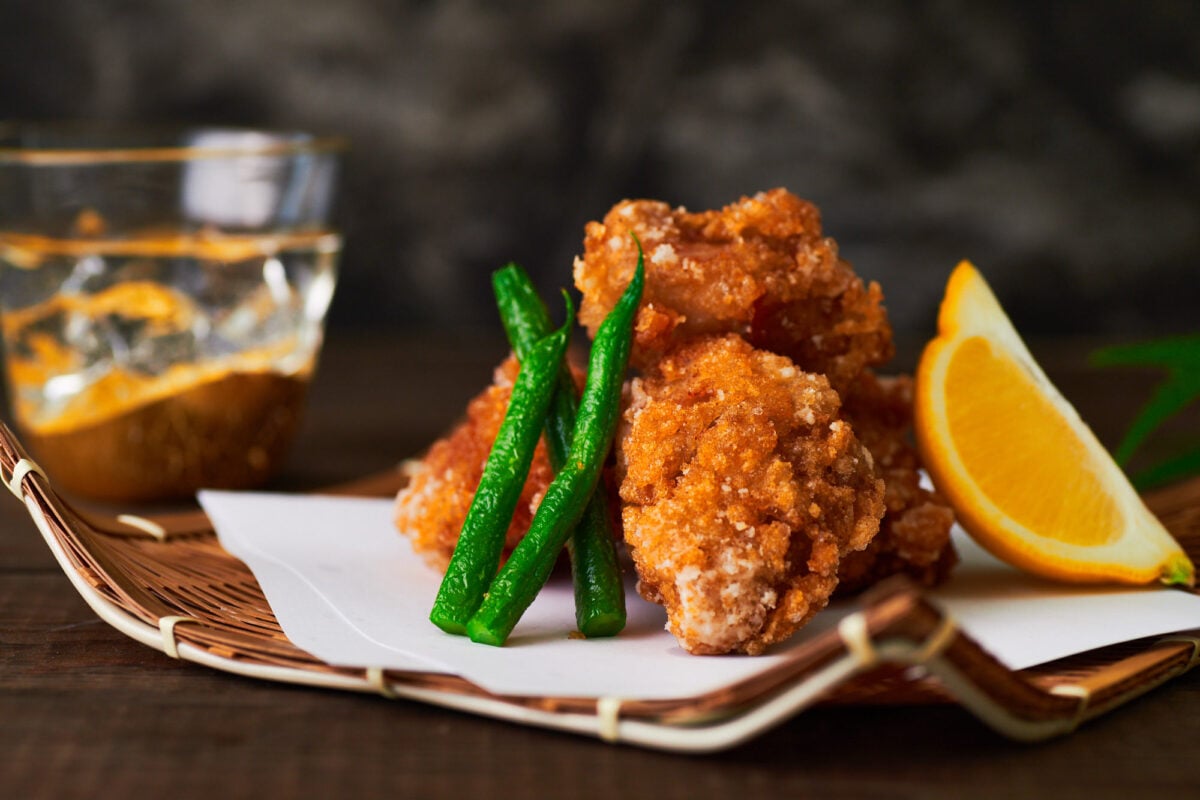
(578, 188), (957, 598)
(394, 189), (957, 654)
(836, 371), (957, 593)
(393, 356), (554, 570)
(617, 335), (885, 655)
(574, 188), (894, 393)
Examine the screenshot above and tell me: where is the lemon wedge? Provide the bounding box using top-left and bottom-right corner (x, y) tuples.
(914, 261), (1193, 586)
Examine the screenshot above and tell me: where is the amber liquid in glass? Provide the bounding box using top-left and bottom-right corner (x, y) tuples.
(0, 229), (339, 501)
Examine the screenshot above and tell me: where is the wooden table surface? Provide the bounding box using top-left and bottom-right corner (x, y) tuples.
(3, 331), (1198, 799)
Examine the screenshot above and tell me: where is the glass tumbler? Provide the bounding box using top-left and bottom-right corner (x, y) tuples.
(0, 125), (341, 501)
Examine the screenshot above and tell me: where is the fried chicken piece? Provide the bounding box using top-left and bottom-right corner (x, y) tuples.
(393, 356), (554, 570)
(618, 335), (885, 655)
(574, 188), (893, 393)
(836, 372), (958, 593)
(579, 189), (957, 596)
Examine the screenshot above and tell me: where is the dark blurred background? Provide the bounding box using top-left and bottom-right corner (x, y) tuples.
(2, 0), (1197, 340)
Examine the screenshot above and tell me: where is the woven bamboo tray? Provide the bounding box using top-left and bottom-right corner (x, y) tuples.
(4, 421), (1199, 753)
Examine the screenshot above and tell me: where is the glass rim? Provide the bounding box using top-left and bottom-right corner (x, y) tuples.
(0, 122), (347, 165)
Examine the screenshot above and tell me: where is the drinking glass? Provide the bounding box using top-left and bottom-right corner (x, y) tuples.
(0, 124), (342, 501)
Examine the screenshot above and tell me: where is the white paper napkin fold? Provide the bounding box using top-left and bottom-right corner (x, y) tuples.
(200, 490), (1200, 698)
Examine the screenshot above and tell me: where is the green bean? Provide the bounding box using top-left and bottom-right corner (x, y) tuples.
(492, 264), (627, 637)
(466, 250), (644, 646)
(428, 316), (570, 635)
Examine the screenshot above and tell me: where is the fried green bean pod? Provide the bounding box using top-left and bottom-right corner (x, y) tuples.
(492, 263), (627, 637)
(466, 252), (644, 646)
(428, 315), (570, 635)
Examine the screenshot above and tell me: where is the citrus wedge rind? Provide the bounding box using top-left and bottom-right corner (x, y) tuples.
(915, 261), (1194, 586)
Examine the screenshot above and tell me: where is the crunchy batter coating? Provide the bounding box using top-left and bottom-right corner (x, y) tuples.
(393, 356), (554, 570)
(574, 188), (893, 393)
(618, 335), (885, 655)
(836, 372), (958, 593)
(577, 188), (957, 598)
(395, 189), (956, 653)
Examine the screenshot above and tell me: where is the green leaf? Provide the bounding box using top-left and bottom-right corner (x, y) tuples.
(1091, 332), (1200, 485)
(1111, 373), (1200, 465)
(1090, 333), (1200, 370)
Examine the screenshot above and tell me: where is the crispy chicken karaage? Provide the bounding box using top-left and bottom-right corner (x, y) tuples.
(618, 335), (884, 655)
(396, 187), (958, 656)
(576, 188), (957, 604)
(574, 188), (893, 393)
(393, 356), (555, 570)
(836, 371), (958, 592)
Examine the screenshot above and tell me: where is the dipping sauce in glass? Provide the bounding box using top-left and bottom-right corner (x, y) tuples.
(0, 126), (341, 501)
